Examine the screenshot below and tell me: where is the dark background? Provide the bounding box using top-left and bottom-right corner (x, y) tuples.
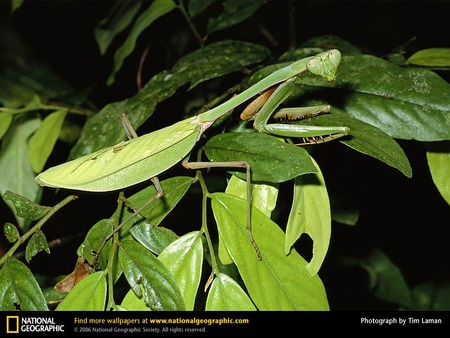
(0, 0), (449, 310)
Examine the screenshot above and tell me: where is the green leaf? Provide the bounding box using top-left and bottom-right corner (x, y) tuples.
(408, 281), (450, 311)
(220, 175), (278, 265)
(4, 222), (19, 243)
(324, 54), (450, 142)
(188, 0), (216, 17)
(207, 0), (267, 35)
(95, 1), (142, 55)
(118, 239), (185, 310)
(0, 116), (42, 229)
(0, 257), (48, 310)
(293, 108), (413, 177)
(158, 231), (204, 310)
(56, 271), (107, 311)
(354, 249), (413, 308)
(121, 286), (151, 310)
(2, 190), (49, 221)
(77, 219), (112, 269)
(0, 112), (13, 140)
(28, 109), (68, 173)
(406, 48), (450, 68)
(285, 157), (331, 276)
(70, 40), (270, 158)
(206, 273), (256, 311)
(426, 141), (450, 205)
(25, 230), (50, 262)
(225, 175), (279, 217)
(205, 132), (317, 183)
(131, 222), (178, 256)
(107, 0), (176, 85)
(122, 176), (195, 234)
(211, 192), (329, 310)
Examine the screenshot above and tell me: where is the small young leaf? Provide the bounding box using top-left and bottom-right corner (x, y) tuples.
(28, 109), (68, 173)
(25, 230), (50, 262)
(118, 239), (185, 310)
(2, 190), (49, 221)
(211, 192), (329, 310)
(158, 231), (204, 310)
(3, 222), (20, 243)
(285, 157), (331, 276)
(56, 271), (107, 311)
(0, 257), (48, 310)
(206, 273), (257, 311)
(205, 132), (317, 183)
(406, 48), (450, 68)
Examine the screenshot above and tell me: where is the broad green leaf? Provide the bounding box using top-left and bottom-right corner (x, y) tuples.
(4, 222), (19, 243)
(206, 273), (256, 311)
(95, 0), (142, 55)
(158, 231), (204, 310)
(285, 157), (331, 276)
(70, 40), (270, 158)
(77, 218), (113, 269)
(131, 222), (178, 255)
(211, 192), (329, 310)
(0, 257), (48, 310)
(426, 141), (450, 205)
(118, 239), (185, 310)
(313, 54), (450, 142)
(122, 176), (195, 234)
(107, 0), (176, 85)
(0, 116), (41, 229)
(219, 175), (279, 265)
(25, 230), (50, 262)
(293, 108), (413, 177)
(11, 0), (24, 13)
(121, 286), (152, 310)
(207, 0), (267, 35)
(28, 109), (68, 173)
(0, 112), (13, 140)
(205, 132), (317, 183)
(56, 271), (107, 311)
(2, 190), (49, 221)
(407, 48), (450, 68)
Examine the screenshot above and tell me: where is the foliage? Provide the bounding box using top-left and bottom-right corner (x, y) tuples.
(0, 0), (449, 311)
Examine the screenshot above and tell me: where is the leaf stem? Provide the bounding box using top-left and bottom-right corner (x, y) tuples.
(0, 195), (77, 267)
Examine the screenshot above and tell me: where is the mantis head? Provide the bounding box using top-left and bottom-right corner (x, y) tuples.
(307, 49), (341, 82)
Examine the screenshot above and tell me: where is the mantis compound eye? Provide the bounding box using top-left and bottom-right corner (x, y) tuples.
(307, 49), (342, 81)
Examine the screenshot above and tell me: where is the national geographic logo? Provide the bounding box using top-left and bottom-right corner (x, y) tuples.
(6, 316), (65, 334)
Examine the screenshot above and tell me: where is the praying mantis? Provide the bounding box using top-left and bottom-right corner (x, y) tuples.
(35, 49), (350, 260)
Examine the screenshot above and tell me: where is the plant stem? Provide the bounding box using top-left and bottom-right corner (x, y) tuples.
(0, 195), (77, 266)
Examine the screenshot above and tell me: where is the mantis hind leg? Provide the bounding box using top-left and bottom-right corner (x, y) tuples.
(182, 159), (262, 261)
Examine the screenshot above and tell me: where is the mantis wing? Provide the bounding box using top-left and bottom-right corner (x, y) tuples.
(35, 117), (201, 192)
